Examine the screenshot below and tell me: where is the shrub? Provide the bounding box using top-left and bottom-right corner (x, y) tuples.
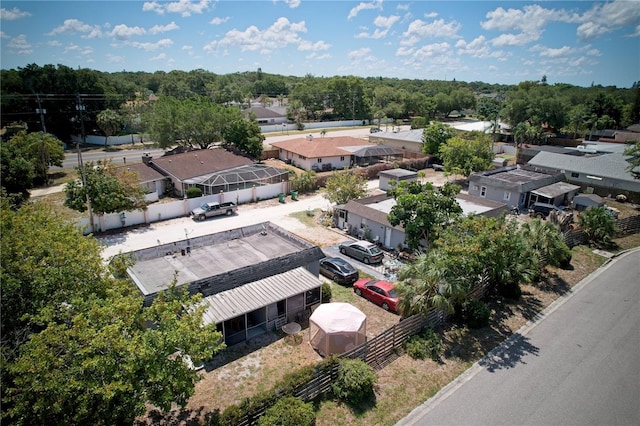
(331, 359), (377, 405)
(186, 187), (202, 198)
(321, 282), (332, 303)
(404, 328), (443, 360)
(460, 299), (491, 329)
(258, 397), (315, 426)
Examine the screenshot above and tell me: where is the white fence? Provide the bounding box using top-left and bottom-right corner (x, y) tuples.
(76, 181), (286, 235)
(70, 134), (147, 147)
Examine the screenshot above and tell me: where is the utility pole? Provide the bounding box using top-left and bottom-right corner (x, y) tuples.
(35, 94), (47, 133)
(76, 94), (94, 233)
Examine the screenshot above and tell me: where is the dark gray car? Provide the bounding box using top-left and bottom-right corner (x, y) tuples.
(319, 257), (359, 285)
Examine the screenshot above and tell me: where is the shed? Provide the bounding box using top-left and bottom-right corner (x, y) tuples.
(572, 193), (605, 211)
(309, 303), (366, 356)
(378, 168), (418, 191)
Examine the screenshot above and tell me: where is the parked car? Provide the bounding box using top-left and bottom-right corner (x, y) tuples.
(370, 127), (382, 133)
(353, 279), (399, 312)
(190, 201), (237, 221)
(339, 241), (384, 264)
(319, 257), (359, 285)
(529, 202), (564, 219)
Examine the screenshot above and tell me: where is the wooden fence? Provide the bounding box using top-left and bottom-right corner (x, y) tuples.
(227, 276), (491, 425)
(563, 214), (640, 248)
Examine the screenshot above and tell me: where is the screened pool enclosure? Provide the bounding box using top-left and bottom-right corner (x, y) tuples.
(182, 164), (290, 196)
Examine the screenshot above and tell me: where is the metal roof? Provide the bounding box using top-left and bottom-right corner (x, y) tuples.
(531, 181), (580, 198)
(199, 267), (321, 325)
(528, 151), (636, 183)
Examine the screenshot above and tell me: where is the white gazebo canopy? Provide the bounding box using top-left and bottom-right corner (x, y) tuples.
(309, 302), (366, 356)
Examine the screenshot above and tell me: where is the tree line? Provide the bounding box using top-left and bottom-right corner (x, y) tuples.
(2, 64), (638, 145)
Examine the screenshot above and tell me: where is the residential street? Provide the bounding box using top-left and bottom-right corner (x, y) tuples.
(397, 248), (640, 426)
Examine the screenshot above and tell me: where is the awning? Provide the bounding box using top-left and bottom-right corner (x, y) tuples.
(531, 181), (580, 199)
(199, 267), (321, 325)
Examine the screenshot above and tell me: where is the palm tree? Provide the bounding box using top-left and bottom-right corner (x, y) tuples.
(578, 207), (619, 248)
(395, 250), (461, 317)
(520, 218), (572, 274)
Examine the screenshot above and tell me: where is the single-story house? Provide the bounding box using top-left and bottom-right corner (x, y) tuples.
(527, 151), (640, 200)
(468, 166), (565, 209)
(368, 129), (425, 154)
(116, 162), (168, 200)
(528, 181), (581, 206)
(334, 193), (507, 250)
(242, 106), (287, 126)
(378, 168), (418, 191)
(271, 135), (402, 171)
(121, 222), (325, 346)
(141, 148), (290, 197)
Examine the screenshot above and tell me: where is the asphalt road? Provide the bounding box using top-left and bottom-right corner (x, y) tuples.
(397, 248), (640, 426)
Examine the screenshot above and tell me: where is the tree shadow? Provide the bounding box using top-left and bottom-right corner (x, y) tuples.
(137, 406), (215, 426)
(204, 330), (283, 372)
(537, 271), (571, 296)
(477, 332), (539, 373)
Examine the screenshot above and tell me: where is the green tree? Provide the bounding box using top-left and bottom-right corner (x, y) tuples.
(64, 160), (147, 216)
(438, 135), (494, 178)
(323, 169), (368, 205)
(1, 202), (225, 425)
(0, 141), (36, 206)
(258, 397), (315, 426)
(623, 140), (640, 179)
(223, 117), (265, 159)
(520, 218), (573, 277)
(578, 207), (619, 248)
(5, 130), (64, 185)
(387, 181), (462, 249)
(291, 170), (317, 193)
(96, 108), (122, 147)
(476, 97), (502, 141)
(396, 250), (458, 317)
(421, 121), (456, 155)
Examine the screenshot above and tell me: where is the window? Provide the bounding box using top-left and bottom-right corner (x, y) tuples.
(504, 191), (511, 201)
(340, 156), (345, 161)
(480, 186), (487, 197)
(571, 172), (579, 178)
(317, 158), (322, 163)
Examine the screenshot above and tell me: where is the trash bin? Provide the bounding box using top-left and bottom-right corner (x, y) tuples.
(278, 193), (286, 203)
(290, 190), (298, 201)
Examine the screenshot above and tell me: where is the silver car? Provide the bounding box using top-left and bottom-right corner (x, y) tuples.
(338, 241), (384, 264)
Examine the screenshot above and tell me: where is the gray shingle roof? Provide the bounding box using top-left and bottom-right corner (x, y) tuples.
(528, 151), (636, 182)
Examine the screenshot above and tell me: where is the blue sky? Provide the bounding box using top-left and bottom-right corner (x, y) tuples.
(1, 1), (639, 88)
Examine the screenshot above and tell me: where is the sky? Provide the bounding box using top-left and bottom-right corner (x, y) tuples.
(1, 0), (639, 88)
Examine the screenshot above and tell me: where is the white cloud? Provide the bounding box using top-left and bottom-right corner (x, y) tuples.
(1, 7), (31, 20)
(298, 40), (331, 51)
(7, 34), (32, 54)
(111, 24), (146, 40)
(534, 45), (574, 58)
(128, 38), (173, 51)
(395, 46), (413, 57)
(204, 17), (327, 55)
(47, 19), (102, 39)
(210, 16), (230, 25)
(151, 53), (167, 61)
(149, 21), (179, 35)
(355, 28), (390, 39)
(106, 53), (124, 63)
(482, 4), (572, 47)
(0, 31), (9, 39)
(64, 44), (80, 52)
(348, 47), (373, 61)
(282, 0), (301, 8)
(143, 0), (211, 17)
(424, 12), (438, 19)
(576, 0), (640, 41)
(182, 45), (193, 51)
(396, 4), (409, 12)
(400, 18), (461, 46)
(455, 36), (491, 58)
(374, 15), (400, 29)
(348, 1), (383, 20)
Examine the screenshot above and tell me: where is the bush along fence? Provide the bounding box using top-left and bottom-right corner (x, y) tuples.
(563, 214), (640, 248)
(213, 276), (491, 426)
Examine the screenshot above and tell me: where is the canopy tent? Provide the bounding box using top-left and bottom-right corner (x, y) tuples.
(309, 302), (366, 356)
